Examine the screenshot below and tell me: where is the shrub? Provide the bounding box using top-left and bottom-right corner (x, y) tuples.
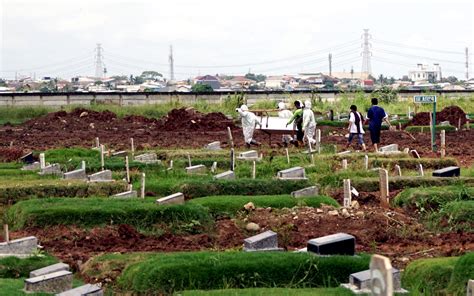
(448, 252), (474, 295)
(402, 256), (458, 295)
(0, 254), (58, 278)
(189, 195), (339, 216)
(117, 252), (370, 294)
(8, 198), (211, 230)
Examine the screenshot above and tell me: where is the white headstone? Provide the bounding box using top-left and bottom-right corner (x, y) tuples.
(343, 179), (351, 208)
(418, 163), (424, 177)
(252, 161), (256, 179)
(125, 156), (130, 183)
(211, 161), (217, 173)
(342, 159), (348, 170)
(39, 153), (45, 169)
(370, 254), (393, 296)
(285, 148), (290, 164)
(364, 155), (369, 170)
(394, 164), (401, 176)
(100, 144), (105, 170)
(140, 173), (145, 199)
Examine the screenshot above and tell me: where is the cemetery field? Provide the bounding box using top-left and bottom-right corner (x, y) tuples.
(0, 103), (473, 295)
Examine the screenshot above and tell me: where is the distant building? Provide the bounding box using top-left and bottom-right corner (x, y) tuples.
(409, 64), (442, 82)
(265, 75), (296, 89)
(193, 75), (220, 89)
(323, 71), (369, 80)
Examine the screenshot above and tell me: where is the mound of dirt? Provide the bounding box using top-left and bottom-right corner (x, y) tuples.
(158, 108), (235, 131)
(409, 106), (467, 126)
(0, 147), (24, 162)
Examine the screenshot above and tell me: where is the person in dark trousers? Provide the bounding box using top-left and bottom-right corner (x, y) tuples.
(286, 100), (304, 147)
(366, 98), (391, 152)
(346, 105), (366, 151)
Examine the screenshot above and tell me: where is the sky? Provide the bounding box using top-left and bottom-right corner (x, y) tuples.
(0, 0), (473, 80)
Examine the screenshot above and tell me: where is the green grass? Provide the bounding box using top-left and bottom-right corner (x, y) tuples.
(7, 197), (212, 231)
(405, 125), (456, 133)
(0, 254), (58, 279)
(178, 287), (355, 296)
(448, 252), (474, 295)
(430, 200), (474, 231)
(402, 256), (458, 295)
(0, 278), (52, 295)
(116, 251), (370, 294)
(189, 195), (338, 217)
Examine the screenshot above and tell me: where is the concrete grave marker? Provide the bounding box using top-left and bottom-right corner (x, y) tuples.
(156, 192), (185, 205)
(214, 170), (235, 180)
(57, 283), (103, 296)
(291, 186), (319, 198)
(30, 263), (69, 278)
(394, 164), (402, 176)
(467, 279), (474, 296)
(307, 233), (355, 256)
(343, 179), (351, 208)
(343, 267), (406, 294)
(186, 164), (207, 175)
(112, 189), (137, 199)
(134, 153), (159, 164)
(410, 150), (420, 159)
(238, 150), (259, 160)
(432, 166), (460, 177)
(125, 156), (130, 183)
(277, 166), (306, 180)
(25, 270), (73, 294)
(39, 163), (61, 176)
(100, 145), (105, 170)
(379, 144), (399, 153)
(379, 169), (389, 207)
(0, 236), (37, 257)
(22, 162), (41, 171)
(440, 129), (446, 158)
(205, 141), (221, 150)
(403, 147), (410, 154)
(39, 153), (45, 169)
(338, 150), (351, 155)
(364, 155), (369, 170)
(140, 173), (145, 199)
(243, 230), (281, 251)
(342, 159), (348, 170)
(370, 254), (393, 296)
(63, 161), (86, 180)
(112, 151), (127, 157)
(88, 170), (113, 182)
(417, 163), (424, 177)
(211, 161), (217, 173)
(252, 161), (256, 179)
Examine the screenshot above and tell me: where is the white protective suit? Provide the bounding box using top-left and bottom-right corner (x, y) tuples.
(277, 102), (293, 144)
(237, 105), (261, 144)
(302, 100), (316, 144)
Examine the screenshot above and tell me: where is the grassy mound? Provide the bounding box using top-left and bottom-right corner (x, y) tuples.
(402, 256), (458, 295)
(116, 251), (370, 294)
(0, 254), (58, 278)
(431, 200), (474, 231)
(8, 198), (212, 230)
(448, 252), (474, 295)
(405, 125), (456, 133)
(179, 287), (354, 295)
(393, 186), (474, 211)
(350, 177), (473, 193)
(189, 195), (338, 216)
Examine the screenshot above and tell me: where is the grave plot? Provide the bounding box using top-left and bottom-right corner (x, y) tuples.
(0, 105), (473, 295)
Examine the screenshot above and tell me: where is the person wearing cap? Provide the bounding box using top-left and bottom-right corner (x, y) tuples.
(302, 100), (316, 145)
(277, 102), (293, 146)
(236, 104), (261, 148)
(286, 100), (304, 146)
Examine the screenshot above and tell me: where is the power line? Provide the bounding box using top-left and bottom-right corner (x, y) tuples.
(374, 48), (465, 64)
(372, 38), (465, 55)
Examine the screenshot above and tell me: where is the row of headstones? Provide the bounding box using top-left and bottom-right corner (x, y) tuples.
(242, 231), (409, 294)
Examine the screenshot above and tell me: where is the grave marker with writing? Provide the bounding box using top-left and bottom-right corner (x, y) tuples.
(243, 230), (281, 251)
(24, 270), (73, 294)
(291, 186), (319, 198)
(343, 179), (351, 208)
(370, 254), (393, 296)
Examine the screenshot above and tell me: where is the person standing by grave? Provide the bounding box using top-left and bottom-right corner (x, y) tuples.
(277, 102), (293, 146)
(236, 104), (262, 148)
(302, 100), (316, 145)
(346, 105), (366, 151)
(286, 100), (304, 147)
(366, 98), (391, 152)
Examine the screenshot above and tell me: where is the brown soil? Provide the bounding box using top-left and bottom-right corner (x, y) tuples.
(408, 105), (468, 126)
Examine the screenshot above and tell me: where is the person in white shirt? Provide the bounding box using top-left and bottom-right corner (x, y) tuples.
(277, 102), (293, 146)
(346, 104), (366, 151)
(302, 100), (316, 145)
(236, 104), (262, 148)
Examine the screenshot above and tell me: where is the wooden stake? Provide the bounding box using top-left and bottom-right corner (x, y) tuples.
(342, 159), (348, 170)
(364, 155), (369, 170)
(458, 118), (461, 131)
(95, 137), (99, 148)
(394, 164), (401, 176)
(316, 129), (321, 154)
(230, 148), (235, 171)
(125, 156), (130, 183)
(252, 161), (256, 179)
(343, 179), (351, 208)
(140, 173), (145, 199)
(100, 144), (105, 171)
(39, 153), (45, 169)
(285, 148), (290, 164)
(440, 129), (446, 158)
(187, 153), (192, 167)
(308, 141), (314, 165)
(379, 169), (389, 207)
(3, 224), (9, 243)
(227, 127), (234, 148)
(130, 138), (135, 158)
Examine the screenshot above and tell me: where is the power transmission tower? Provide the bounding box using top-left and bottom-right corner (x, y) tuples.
(328, 53), (332, 76)
(466, 47), (469, 80)
(169, 45), (175, 81)
(94, 44), (104, 78)
(361, 29), (372, 77)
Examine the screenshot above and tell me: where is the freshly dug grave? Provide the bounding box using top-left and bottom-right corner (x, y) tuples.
(408, 105), (468, 126)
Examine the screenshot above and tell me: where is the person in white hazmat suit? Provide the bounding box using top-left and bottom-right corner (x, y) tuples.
(302, 100), (316, 145)
(236, 104), (262, 148)
(277, 102), (293, 146)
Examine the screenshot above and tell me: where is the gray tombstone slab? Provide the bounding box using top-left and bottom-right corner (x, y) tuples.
(205, 141), (221, 150)
(338, 150), (351, 155)
(239, 150), (258, 158)
(63, 168), (87, 180)
(349, 268), (402, 291)
(134, 153), (160, 164)
(30, 263), (70, 278)
(277, 166), (306, 180)
(156, 193), (185, 205)
(112, 151), (128, 157)
(467, 279), (474, 296)
(432, 166), (460, 177)
(111, 190), (137, 199)
(24, 270), (73, 294)
(57, 284), (104, 296)
(185, 164), (207, 175)
(39, 164), (61, 175)
(370, 254), (393, 296)
(244, 230), (281, 251)
(214, 170), (235, 180)
(379, 144), (399, 153)
(88, 170), (113, 182)
(22, 162), (41, 171)
(291, 186), (319, 198)
(0, 236), (37, 256)
(307, 233), (355, 256)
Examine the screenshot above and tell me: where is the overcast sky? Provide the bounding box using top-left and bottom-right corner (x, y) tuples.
(1, 0), (473, 80)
